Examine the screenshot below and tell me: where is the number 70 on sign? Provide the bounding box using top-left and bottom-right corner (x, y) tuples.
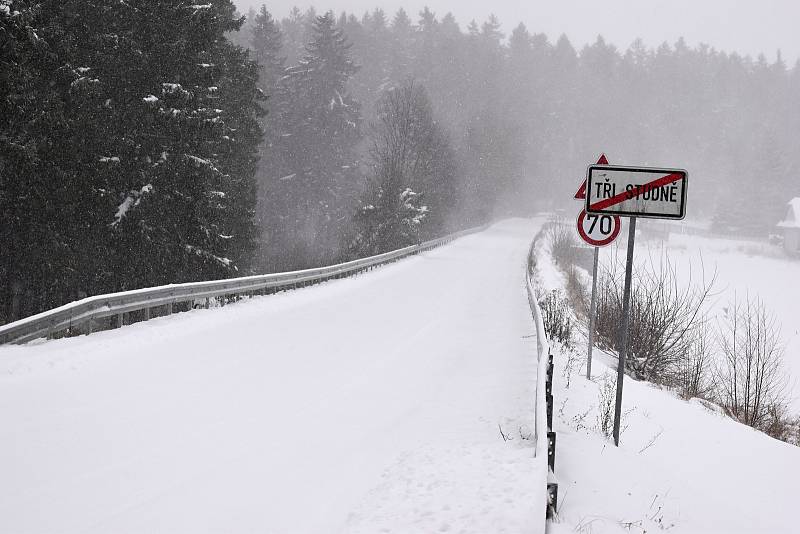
(577, 210), (621, 247)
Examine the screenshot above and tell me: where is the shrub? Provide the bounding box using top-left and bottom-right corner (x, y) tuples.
(539, 289), (573, 348)
(674, 319), (714, 399)
(715, 294), (791, 432)
(546, 222), (578, 271)
(596, 372), (617, 438)
(593, 254), (715, 384)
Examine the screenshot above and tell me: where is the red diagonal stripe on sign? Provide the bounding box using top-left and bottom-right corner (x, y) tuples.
(589, 172), (684, 211)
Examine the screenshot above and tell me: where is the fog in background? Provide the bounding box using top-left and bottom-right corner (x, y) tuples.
(235, 0), (800, 63)
(3, 0), (800, 452)
(6, 0), (800, 335)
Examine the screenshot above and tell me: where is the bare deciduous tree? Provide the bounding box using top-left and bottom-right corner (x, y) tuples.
(715, 294), (790, 431)
(348, 81), (456, 256)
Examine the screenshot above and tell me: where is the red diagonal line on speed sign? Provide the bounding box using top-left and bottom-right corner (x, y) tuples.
(588, 172), (684, 211)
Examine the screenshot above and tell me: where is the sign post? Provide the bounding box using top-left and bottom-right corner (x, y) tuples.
(612, 216), (636, 446)
(584, 163), (688, 446)
(574, 154), (619, 380)
(586, 246), (599, 380)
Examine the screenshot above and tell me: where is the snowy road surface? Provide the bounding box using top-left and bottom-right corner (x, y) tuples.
(0, 219), (545, 534)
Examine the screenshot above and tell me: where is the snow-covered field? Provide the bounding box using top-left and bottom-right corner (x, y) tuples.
(535, 233), (800, 534)
(662, 232), (800, 410)
(0, 219), (546, 534)
(607, 228), (800, 410)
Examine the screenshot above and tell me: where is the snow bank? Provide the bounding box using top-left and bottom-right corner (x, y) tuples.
(535, 235), (800, 533)
(606, 231), (800, 411)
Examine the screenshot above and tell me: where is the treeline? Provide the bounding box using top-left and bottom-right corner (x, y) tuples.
(3, 2), (800, 324)
(235, 5), (800, 258)
(243, 9), (462, 271)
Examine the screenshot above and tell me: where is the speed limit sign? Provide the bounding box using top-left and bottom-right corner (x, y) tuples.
(577, 209), (621, 247)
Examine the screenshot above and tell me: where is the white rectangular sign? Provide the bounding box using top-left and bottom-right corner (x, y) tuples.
(585, 165), (688, 220)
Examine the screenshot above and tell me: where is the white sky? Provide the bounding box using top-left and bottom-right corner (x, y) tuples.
(234, 0), (800, 64)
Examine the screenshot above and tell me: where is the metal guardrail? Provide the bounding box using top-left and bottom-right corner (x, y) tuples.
(525, 236), (559, 520)
(0, 226), (486, 345)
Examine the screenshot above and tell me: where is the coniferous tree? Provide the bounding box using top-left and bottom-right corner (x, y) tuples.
(250, 5), (291, 271)
(1, 0), (263, 323)
(251, 6), (286, 91)
(0, 1), (78, 320)
(274, 12), (362, 268)
(107, 1), (263, 287)
(280, 7), (306, 65)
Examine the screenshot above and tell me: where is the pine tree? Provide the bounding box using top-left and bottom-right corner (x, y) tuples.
(440, 13), (460, 37)
(0, 0), (133, 318)
(391, 8), (412, 33)
(107, 1), (263, 286)
(251, 6), (286, 91)
(274, 12), (362, 268)
(370, 8), (388, 33)
(0, 1), (70, 320)
(418, 7), (437, 33)
(280, 7), (307, 65)
(249, 5), (296, 271)
(481, 14), (503, 44)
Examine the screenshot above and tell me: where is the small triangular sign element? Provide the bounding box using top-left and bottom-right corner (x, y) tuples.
(574, 153), (609, 200)
(574, 182), (587, 200)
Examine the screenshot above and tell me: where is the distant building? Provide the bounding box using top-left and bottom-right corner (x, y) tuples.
(777, 198), (800, 255)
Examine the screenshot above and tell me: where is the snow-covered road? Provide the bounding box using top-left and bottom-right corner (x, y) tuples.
(0, 219), (545, 534)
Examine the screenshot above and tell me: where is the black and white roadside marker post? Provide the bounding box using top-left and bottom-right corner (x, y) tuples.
(584, 163), (688, 446)
(574, 154), (620, 381)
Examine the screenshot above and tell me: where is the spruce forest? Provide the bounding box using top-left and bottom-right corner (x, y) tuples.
(2, 1), (799, 324)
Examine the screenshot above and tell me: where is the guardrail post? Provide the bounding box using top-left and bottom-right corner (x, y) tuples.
(116, 313), (124, 329)
(547, 483), (558, 519)
(547, 431), (557, 471)
(166, 302), (173, 315)
(144, 308), (150, 320)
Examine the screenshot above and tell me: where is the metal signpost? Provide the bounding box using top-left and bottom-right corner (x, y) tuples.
(574, 155), (620, 381)
(584, 163), (688, 446)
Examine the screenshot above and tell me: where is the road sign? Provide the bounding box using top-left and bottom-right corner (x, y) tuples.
(576, 210), (621, 247)
(574, 154), (608, 199)
(576, 154), (614, 386)
(585, 165), (688, 220)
